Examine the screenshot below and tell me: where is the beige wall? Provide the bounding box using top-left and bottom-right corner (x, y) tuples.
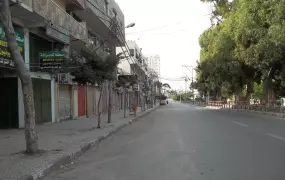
(86, 85), (96, 117)
(55, 84), (73, 121)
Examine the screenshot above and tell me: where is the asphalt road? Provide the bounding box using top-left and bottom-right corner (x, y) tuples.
(46, 103), (285, 180)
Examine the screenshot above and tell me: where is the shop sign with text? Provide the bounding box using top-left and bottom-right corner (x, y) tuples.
(39, 51), (65, 69)
(0, 24), (24, 67)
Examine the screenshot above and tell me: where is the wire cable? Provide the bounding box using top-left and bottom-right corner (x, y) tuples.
(126, 21), (184, 35)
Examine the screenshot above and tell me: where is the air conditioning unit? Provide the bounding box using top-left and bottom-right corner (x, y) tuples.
(58, 73), (71, 84)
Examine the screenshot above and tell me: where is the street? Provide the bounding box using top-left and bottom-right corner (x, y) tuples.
(46, 103), (285, 180)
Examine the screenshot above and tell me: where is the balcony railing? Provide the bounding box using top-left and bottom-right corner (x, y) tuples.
(66, 0), (86, 10)
(87, 0), (110, 28)
(33, 0), (87, 42)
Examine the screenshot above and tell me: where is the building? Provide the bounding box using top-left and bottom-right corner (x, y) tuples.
(146, 55), (161, 76)
(116, 40), (151, 110)
(0, 0), (125, 129)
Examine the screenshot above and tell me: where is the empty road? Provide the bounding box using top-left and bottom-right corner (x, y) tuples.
(46, 103), (285, 180)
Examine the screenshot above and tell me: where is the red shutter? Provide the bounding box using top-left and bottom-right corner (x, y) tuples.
(78, 86), (86, 116)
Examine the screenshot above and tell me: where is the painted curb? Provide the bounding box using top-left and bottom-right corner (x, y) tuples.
(19, 106), (159, 180)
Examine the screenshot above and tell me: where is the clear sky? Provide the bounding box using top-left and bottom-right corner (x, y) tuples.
(116, 0), (212, 91)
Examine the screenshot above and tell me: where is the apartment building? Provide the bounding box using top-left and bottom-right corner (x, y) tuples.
(116, 40), (155, 110)
(146, 55), (161, 76)
(0, 0), (125, 128)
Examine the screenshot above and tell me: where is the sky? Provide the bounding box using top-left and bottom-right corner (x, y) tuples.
(116, 0), (212, 91)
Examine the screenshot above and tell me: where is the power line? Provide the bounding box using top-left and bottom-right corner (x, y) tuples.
(126, 13), (212, 35)
(126, 21), (184, 35)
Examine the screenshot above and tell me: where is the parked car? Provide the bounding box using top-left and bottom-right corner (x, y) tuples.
(160, 100), (167, 105)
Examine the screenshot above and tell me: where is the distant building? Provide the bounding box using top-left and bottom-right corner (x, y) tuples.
(146, 55), (161, 76)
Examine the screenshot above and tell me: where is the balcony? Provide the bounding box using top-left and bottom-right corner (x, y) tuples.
(33, 0), (88, 42)
(10, 0), (87, 44)
(73, 0), (125, 45)
(64, 0), (86, 11)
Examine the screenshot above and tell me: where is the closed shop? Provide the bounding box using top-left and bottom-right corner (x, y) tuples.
(32, 78), (52, 124)
(78, 86), (86, 117)
(0, 78), (19, 129)
(57, 84), (72, 120)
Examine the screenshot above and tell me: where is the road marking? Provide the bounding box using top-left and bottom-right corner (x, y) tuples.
(266, 133), (285, 141)
(232, 121), (248, 128)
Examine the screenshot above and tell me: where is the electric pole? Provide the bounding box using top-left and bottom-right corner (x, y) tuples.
(182, 65), (195, 100)
(181, 75), (190, 93)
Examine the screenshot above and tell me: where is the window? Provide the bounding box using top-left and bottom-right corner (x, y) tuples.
(130, 49), (134, 57)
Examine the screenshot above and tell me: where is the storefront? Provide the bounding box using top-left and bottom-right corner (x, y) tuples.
(0, 24), (24, 129)
(29, 25), (67, 124)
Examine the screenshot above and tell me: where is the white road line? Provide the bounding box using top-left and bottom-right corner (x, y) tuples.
(266, 133), (285, 141)
(232, 121), (248, 128)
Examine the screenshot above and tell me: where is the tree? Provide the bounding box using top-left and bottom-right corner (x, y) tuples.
(197, 0), (285, 103)
(172, 92), (194, 101)
(107, 52), (124, 123)
(0, 0), (38, 153)
(68, 47), (120, 128)
(162, 83), (171, 89)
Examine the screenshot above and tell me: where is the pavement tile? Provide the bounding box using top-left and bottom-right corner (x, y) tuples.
(0, 106), (159, 180)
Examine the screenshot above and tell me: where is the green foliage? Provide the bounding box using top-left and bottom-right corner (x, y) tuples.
(197, 0), (285, 100)
(252, 81), (264, 99)
(66, 48), (123, 86)
(172, 92), (194, 101)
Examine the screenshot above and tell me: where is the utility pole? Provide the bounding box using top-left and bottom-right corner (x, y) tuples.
(182, 65), (195, 100)
(181, 75), (190, 93)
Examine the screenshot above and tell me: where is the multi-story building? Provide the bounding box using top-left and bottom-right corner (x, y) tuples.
(146, 55), (161, 76)
(0, 0), (125, 128)
(116, 40), (150, 109)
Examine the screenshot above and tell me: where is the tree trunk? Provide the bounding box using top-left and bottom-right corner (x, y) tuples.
(124, 87), (127, 118)
(0, 0), (38, 154)
(97, 86), (103, 128)
(107, 81), (112, 123)
(245, 81), (253, 102)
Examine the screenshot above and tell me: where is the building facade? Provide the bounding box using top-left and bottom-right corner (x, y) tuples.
(0, 0), (125, 129)
(116, 40), (153, 110)
(146, 55), (161, 76)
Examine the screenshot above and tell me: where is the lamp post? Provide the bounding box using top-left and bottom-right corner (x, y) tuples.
(125, 23), (136, 29)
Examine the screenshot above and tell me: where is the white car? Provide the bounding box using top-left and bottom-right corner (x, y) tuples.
(160, 100), (167, 105)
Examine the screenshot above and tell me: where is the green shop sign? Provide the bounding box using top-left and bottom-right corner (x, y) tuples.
(0, 24), (24, 67)
(0, 24), (24, 46)
(39, 51), (65, 69)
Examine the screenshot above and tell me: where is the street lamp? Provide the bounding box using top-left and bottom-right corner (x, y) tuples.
(125, 23), (136, 29)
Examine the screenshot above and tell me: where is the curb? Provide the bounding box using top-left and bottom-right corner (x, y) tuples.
(20, 106), (159, 180)
(230, 109), (285, 119)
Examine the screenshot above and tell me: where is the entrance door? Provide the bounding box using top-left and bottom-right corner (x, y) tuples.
(0, 78), (18, 129)
(32, 78), (51, 124)
(57, 85), (72, 120)
(78, 86), (86, 116)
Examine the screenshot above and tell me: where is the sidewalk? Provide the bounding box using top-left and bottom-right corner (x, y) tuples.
(0, 106), (159, 180)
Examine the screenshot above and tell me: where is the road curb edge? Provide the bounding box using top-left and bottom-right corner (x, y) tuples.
(19, 106), (159, 180)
